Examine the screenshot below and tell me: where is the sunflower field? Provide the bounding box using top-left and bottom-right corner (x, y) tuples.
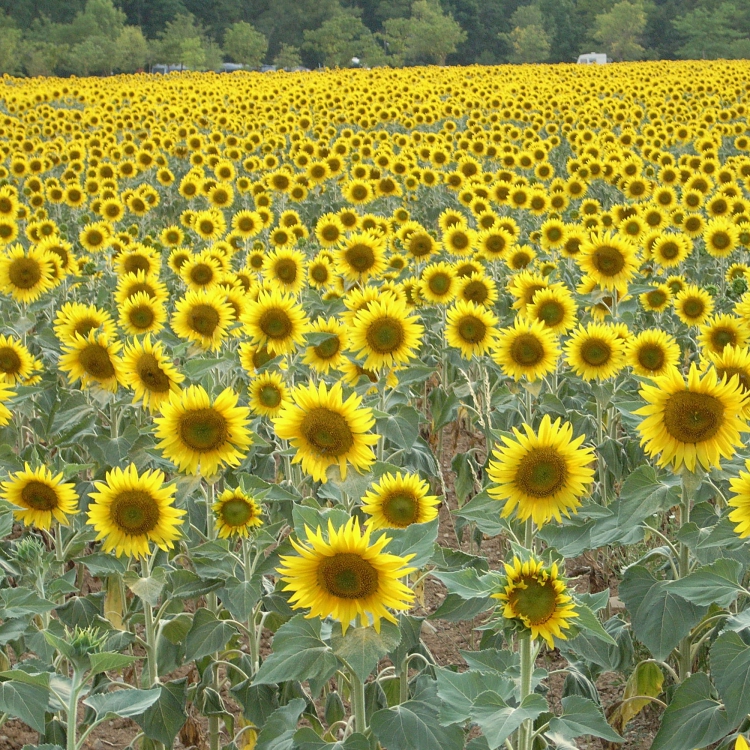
(2, 59), (750, 750)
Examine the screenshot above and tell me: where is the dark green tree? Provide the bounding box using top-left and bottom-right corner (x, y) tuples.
(224, 21), (268, 67)
(303, 9), (387, 67)
(672, 2), (747, 59)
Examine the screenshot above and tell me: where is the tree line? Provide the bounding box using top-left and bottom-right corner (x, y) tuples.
(0, 0), (748, 77)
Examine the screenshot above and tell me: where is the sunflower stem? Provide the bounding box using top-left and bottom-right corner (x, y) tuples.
(66, 669), (81, 750)
(140, 555), (160, 690)
(349, 667), (367, 735)
(595, 395), (608, 506)
(203, 480), (222, 750)
(678, 469), (700, 682)
(517, 635), (534, 750)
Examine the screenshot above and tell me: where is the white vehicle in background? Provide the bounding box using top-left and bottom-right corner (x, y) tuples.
(577, 52), (608, 64)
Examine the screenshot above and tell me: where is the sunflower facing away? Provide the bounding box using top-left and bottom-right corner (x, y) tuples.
(154, 385), (252, 476)
(277, 516), (415, 634)
(493, 557), (578, 648)
(87, 464), (184, 558)
(487, 414), (595, 526)
(636, 364), (748, 472)
(213, 488), (263, 538)
(1, 464), (79, 530)
(361, 472), (440, 529)
(273, 380), (378, 483)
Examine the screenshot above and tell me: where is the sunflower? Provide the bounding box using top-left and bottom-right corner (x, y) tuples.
(524, 287), (577, 334)
(639, 284), (672, 313)
(118, 292), (167, 337)
(308, 255), (335, 289)
(87, 464), (184, 558)
(114, 245), (159, 278)
(650, 233), (692, 268)
(361, 472), (440, 530)
(0, 244), (55, 303)
(242, 289), (309, 356)
(507, 271), (549, 313)
(192, 210), (226, 241)
(78, 222), (112, 253)
(302, 317), (348, 374)
(1, 464), (79, 530)
(0, 335), (38, 383)
(315, 213), (345, 247)
(58, 332), (124, 392)
(277, 516), (415, 634)
(493, 557), (578, 648)
(493, 318), (560, 382)
(248, 370), (290, 417)
(674, 284), (714, 327)
(626, 329), (681, 378)
(577, 231), (638, 292)
(445, 299), (499, 359)
(704, 345), (750, 412)
(121, 335), (184, 412)
(565, 323), (625, 381)
(213, 488), (263, 538)
(458, 272), (499, 307)
(420, 261), (458, 304)
(115, 270), (169, 306)
(402, 228), (439, 260)
(54, 302), (117, 344)
(263, 247), (306, 295)
(238, 342), (280, 374)
(272, 380), (378, 483)
(703, 218), (739, 259)
(337, 232), (387, 283)
(36, 236), (78, 276)
(342, 179), (375, 206)
(154, 385), (252, 476)
(180, 253), (223, 291)
(698, 314), (749, 356)
(349, 296), (424, 371)
(171, 288), (233, 351)
(442, 226), (476, 257)
(635, 364), (748, 472)
(477, 227), (514, 261)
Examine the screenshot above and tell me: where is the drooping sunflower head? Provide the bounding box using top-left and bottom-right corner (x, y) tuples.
(121, 335), (184, 412)
(277, 516), (415, 634)
(445, 299), (499, 359)
(626, 329), (681, 378)
(1, 463), (79, 530)
(154, 385), (252, 477)
(213, 488), (263, 538)
(493, 317), (560, 382)
(248, 370), (291, 417)
(564, 322), (625, 381)
(635, 364), (749, 472)
(493, 556), (578, 648)
(361, 472), (440, 530)
(272, 380), (378, 483)
(242, 289), (310, 356)
(87, 464), (185, 558)
(349, 296), (424, 372)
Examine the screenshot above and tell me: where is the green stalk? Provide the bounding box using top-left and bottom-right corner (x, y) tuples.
(678, 469), (699, 681)
(349, 668), (367, 735)
(595, 395), (608, 506)
(517, 635), (534, 750)
(205, 480), (221, 750)
(140, 554), (159, 690)
(67, 669), (81, 750)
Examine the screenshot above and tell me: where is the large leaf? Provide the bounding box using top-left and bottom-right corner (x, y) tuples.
(548, 696), (622, 742)
(88, 652), (140, 675)
(220, 577), (262, 621)
(255, 698), (306, 750)
(435, 668), (514, 725)
(650, 673), (730, 750)
(470, 691), (547, 750)
(293, 728), (370, 750)
(0, 680), (49, 733)
(382, 518), (438, 568)
(370, 700), (464, 750)
(184, 608), (237, 661)
(254, 615), (338, 686)
(431, 569), (496, 599)
(668, 558), (745, 608)
(711, 631), (750, 726)
(84, 688), (161, 719)
(331, 621), (401, 682)
(619, 566), (707, 661)
(133, 679), (187, 747)
(453, 491), (506, 537)
(123, 568), (166, 607)
(1, 587), (56, 618)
